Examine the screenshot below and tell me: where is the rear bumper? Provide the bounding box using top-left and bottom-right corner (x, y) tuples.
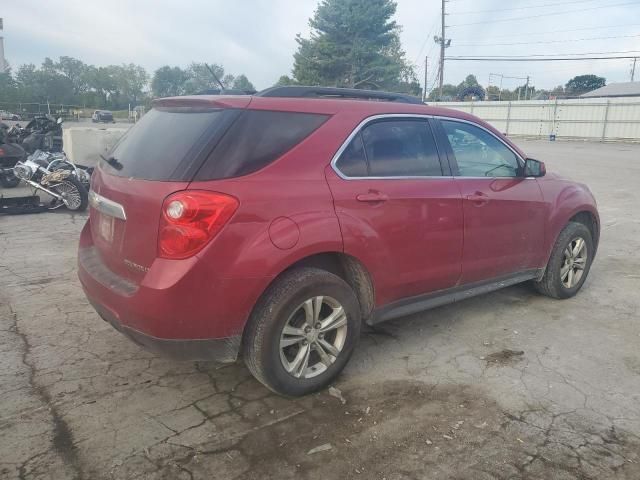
(77, 220), (269, 362)
(89, 297), (241, 362)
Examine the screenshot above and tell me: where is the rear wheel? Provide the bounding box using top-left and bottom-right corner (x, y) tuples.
(51, 176), (88, 212)
(533, 221), (594, 299)
(243, 267), (361, 396)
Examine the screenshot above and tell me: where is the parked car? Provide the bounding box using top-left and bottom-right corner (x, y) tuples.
(78, 86), (599, 396)
(92, 110), (114, 123)
(0, 110), (21, 121)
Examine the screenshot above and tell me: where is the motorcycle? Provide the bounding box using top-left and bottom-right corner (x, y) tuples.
(0, 123), (27, 188)
(5, 115), (64, 153)
(12, 150), (90, 211)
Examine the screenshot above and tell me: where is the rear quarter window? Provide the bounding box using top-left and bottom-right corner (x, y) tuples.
(194, 110), (329, 180)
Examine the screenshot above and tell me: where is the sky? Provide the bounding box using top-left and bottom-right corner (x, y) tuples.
(1, 0), (639, 93)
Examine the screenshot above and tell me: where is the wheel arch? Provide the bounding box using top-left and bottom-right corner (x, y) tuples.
(241, 251), (376, 347)
(544, 205), (600, 272)
(568, 210), (599, 254)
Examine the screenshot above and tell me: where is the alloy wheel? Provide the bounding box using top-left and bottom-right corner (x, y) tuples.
(561, 237), (588, 288)
(279, 296), (348, 379)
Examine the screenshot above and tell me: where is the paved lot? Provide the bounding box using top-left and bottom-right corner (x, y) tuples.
(1, 139), (639, 479)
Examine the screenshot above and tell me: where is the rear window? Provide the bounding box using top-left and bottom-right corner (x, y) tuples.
(194, 110), (329, 180)
(103, 108), (233, 180)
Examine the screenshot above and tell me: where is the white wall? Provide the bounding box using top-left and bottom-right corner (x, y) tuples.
(436, 97), (640, 141)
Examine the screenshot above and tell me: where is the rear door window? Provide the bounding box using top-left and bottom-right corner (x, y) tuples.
(103, 107), (235, 181)
(335, 119), (443, 177)
(195, 110), (329, 180)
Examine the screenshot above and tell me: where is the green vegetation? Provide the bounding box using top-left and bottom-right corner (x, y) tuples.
(0, 57), (256, 110)
(290, 0), (421, 96)
(565, 75), (606, 96)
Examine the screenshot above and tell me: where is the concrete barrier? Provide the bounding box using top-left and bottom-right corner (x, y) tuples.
(63, 126), (129, 166)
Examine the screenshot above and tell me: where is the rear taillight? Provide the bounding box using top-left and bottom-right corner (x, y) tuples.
(158, 191), (239, 259)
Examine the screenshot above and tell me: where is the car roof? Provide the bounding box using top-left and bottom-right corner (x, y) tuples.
(157, 94), (470, 117)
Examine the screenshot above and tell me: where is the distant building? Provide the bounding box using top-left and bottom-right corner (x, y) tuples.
(580, 81), (640, 98)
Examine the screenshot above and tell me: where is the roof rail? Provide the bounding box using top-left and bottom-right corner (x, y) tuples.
(196, 88), (256, 96)
(255, 86), (423, 105)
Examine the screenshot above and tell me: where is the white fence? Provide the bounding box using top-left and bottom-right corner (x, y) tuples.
(436, 96), (640, 142)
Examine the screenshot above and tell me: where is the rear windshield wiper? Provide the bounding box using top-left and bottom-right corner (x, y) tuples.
(99, 153), (123, 171)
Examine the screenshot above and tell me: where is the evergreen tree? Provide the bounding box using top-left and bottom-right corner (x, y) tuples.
(293, 0), (420, 95)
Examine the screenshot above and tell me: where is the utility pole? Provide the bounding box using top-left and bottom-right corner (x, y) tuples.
(433, 0), (450, 100)
(632, 58), (637, 82)
(423, 56), (428, 102)
(0, 18), (6, 74)
(524, 75), (530, 100)
(439, 0), (445, 99)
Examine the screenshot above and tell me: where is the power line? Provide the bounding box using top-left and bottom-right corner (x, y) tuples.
(451, 50), (640, 57)
(454, 22), (640, 39)
(451, 0), (599, 15)
(448, 1), (640, 28)
(454, 33), (640, 47)
(413, 19), (440, 64)
(446, 56), (640, 61)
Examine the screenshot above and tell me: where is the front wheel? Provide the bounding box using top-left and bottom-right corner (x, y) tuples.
(533, 221), (594, 299)
(50, 176), (88, 212)
(243, 268), (361, 396)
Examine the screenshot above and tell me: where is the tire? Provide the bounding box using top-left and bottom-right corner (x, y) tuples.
(0, 174), (20, 188)
(51, 176), (88, 212)
(533, 221), (594, 299)
(243, 267), (361, 396)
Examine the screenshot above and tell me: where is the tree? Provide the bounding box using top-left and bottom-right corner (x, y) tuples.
(427, 83), (457, 101)
(56, 56), (89, 95)
(292, 0), (419, 94)
(109, 64), (148, 105)
(457, 74), (480, 91)
(232, 74), (255, 91)
(565, 75), (605, 96)
(83, 66), (117, 106)
(274, 75), (296, 86)
(151, 66), (189, 97)
(0, 68), (18, 103)
(485, 85), (500, 100)
(456, 75), (484, 100)
(183, 62), (224, 94)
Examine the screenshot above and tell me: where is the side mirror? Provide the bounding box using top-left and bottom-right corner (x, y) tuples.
(524, 158), (546, 177)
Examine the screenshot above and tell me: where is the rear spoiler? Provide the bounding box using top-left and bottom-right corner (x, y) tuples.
(152, 96), (252, 110)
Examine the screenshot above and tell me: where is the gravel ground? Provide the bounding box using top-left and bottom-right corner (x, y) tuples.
(1, 139), (639, 479)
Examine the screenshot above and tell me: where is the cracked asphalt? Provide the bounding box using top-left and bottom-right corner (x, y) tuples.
(1, 139), (640, 479)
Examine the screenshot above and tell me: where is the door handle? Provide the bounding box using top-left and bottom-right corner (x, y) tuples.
(356, 191), (389, 203)
(467, 191), (490, 206)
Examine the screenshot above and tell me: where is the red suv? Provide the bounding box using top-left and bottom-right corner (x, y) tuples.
(78, 86), (599, 396)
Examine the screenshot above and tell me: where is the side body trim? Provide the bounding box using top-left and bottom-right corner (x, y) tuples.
(369, 269), (542, 325)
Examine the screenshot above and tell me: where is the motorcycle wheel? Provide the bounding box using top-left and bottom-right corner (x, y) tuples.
(0, 174), (20, 188)
(51, 176), (88, 212)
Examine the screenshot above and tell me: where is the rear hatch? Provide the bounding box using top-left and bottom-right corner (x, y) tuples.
(88, 97), (249, 284)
